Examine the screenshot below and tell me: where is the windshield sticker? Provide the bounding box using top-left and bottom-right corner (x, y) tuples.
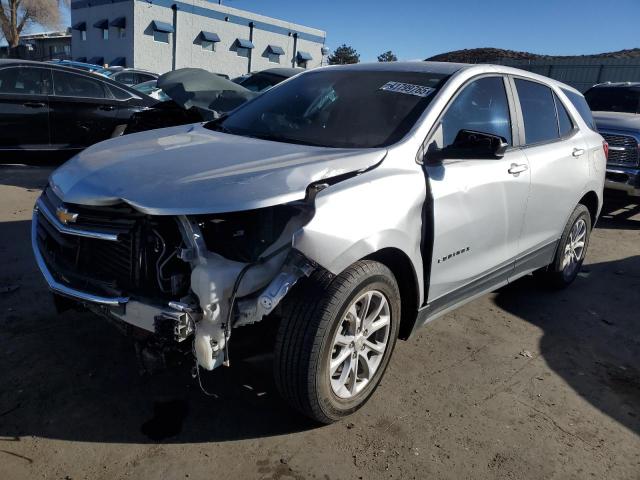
(379, 81), (435, 98)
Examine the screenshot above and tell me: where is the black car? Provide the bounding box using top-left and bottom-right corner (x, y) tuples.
(233, 67), (303, 92)
(0, 59), (164, 153)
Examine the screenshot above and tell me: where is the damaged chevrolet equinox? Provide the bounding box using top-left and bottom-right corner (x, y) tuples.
(33, 62), (606, 423)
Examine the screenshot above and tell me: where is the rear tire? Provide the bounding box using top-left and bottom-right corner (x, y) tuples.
(537, 204), (591, 288)
(274, 260), (400, 424)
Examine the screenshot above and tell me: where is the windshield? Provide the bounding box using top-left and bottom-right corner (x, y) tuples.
(585, 87), (640, 113)
(214, 70), (449, 148)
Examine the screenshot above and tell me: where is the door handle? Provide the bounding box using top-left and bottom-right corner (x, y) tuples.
(572, 148), (585, 157)
(24, 101), (46, 108)
(508, 163), (529, 176)
(99, 105), (116, 111)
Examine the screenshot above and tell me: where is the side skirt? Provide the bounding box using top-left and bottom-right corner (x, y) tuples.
(410, 240), (559, 336)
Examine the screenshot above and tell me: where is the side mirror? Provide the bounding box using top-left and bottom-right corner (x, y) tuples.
(426, 129), (509, 163)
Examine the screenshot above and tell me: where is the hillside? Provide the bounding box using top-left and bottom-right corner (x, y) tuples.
(426, 47), (640, 63)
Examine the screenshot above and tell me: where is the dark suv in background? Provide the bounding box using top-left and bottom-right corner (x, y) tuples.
(585, 83), (640, 196)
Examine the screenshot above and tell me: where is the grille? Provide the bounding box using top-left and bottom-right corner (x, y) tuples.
(36, 188), (189, 300)
(601, 133), (640, 168)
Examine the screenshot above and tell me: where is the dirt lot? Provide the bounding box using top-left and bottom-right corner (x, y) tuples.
(1, 162), (638, 480)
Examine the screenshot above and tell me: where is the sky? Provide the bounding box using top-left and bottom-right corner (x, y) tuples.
(15, 0), (640, 61)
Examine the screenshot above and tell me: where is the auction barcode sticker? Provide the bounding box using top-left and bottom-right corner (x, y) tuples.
(379, 82), (435, 97)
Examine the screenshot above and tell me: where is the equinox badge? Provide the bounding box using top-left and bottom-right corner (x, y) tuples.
(56, 206), (78, 225)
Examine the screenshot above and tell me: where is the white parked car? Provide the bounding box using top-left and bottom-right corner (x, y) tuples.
(33, 62), (606, 423)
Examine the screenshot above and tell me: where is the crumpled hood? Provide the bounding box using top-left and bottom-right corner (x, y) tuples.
(593, 111), (640, 133)
(50, 124), (386, 215)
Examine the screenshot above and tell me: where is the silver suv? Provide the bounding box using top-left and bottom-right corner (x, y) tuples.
(32, 62), (606, 423)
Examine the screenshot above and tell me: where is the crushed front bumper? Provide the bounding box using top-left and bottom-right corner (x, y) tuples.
(31, 202), (183, 334)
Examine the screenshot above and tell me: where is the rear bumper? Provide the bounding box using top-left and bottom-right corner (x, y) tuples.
(605, 166), (640, 196)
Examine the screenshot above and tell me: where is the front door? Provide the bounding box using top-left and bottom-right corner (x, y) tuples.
(49, 69), (119, 149)
(0, 65), (51, 149)
(424, 76), (531, 305)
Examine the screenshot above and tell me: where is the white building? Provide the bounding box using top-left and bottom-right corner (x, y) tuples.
(70, 0), (327, 77)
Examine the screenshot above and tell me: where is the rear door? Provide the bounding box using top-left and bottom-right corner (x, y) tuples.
(0, 65), (52, 149)
(425, 75), (531, 304)
(510, 77), (589, 274)
(49, 69), (120, 149)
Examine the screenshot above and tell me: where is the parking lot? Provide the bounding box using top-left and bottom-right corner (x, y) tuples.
(0, 162), (638, 479)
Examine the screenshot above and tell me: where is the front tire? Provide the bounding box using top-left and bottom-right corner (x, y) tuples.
(274, 260), (400, 424)
(538, 204), (592, 288)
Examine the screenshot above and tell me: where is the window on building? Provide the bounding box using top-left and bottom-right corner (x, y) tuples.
(236, 47), (249, 58)
(102, 28), (109, 40)
(441, 76), (512, 147)
(202, 40), (215, 52)
(266, 45), (284, 64)
(118, 27), (125, 39)
(296, 51), (312, 69)
(515, 78), (560, 145)
(153, 30), (170, 43)
(81, 31), (86, 41)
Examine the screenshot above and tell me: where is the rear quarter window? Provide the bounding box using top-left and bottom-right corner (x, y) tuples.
(562, 88), (597, 130)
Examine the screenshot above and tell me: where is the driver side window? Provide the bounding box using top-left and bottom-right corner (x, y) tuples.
(441, 76), (512, 147)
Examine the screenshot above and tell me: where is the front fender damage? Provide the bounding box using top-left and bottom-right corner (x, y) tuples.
(172, 163), (381, 373)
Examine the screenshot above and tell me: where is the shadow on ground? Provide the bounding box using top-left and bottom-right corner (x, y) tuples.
(494, 256), (640, 437)
(597, 192), (640, 230)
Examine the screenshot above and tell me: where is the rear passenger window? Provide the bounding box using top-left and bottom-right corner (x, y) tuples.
(515, 79), (559, 145)
(0, 67), (52, 95)
(53, 70), (106, 98)
(108, 85), (132, 100)
(554, 93), (574, 137)
(441, 76), (512, 147)
(562, 88), (597, 130)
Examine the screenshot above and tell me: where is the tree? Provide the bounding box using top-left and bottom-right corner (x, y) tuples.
(0, 0), (66, 50)
(377, 50), (398, 62)
(328, 44), (360, 65)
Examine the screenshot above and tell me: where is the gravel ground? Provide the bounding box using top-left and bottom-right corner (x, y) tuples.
(0, 163), (638, 480)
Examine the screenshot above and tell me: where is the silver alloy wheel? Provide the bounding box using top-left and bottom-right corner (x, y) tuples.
(328, 289), (391, 399)
(561, 217), (587, 276)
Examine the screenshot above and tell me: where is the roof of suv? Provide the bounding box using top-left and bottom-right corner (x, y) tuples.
(590, 82), (640, 89)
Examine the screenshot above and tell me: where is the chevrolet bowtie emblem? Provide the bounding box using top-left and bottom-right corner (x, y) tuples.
(56, 206), (79, 225)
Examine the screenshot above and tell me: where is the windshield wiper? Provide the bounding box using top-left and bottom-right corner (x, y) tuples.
(242, 132), (327, 147)
(203, 115), (233, 134)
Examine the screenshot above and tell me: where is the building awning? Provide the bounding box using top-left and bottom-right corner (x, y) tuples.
(88, 56), (104, 65)
(110, 17), (126, 28)
(200, 31), (220, 42)
(93, 19), (109, 29)
(72, 22), (86, 31)
(267, 45), (285, 55)
(75, 57), (87, 62)
(151, 20), (175, 33)
(111, 57), (126, 66)
(297, 51), (313, 61)
(236, 38), (254, 49)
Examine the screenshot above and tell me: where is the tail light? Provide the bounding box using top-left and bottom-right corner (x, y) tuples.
(603, 140), (609, 160)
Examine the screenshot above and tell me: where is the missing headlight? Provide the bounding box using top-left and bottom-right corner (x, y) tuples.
(194, 204), (309, 263)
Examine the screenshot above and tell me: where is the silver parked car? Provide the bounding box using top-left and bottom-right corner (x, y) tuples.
(32, 62), (606, 423)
